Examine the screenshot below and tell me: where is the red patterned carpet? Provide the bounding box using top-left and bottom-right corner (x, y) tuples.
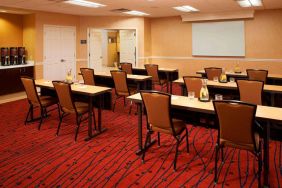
(0, 86), (281, 187)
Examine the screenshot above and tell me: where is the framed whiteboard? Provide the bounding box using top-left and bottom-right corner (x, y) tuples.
(192, 21), (245, 57)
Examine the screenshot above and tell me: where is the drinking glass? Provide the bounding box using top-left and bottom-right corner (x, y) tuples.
(188, 91), (195, 100)
(213, 77), (218, 82)
(229, 77), (235, 83)
(215, 94), (223, 100)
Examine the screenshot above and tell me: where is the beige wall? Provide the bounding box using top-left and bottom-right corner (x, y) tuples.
(2, 9), (282, 79)
(0, 13), (23, 47)
(149, 9), (282, 77)
(23, 14), (36, 61)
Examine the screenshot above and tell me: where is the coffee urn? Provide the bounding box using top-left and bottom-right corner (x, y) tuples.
(10, 47), (18, 65)
(18, 47), (26, 64)
(1, 48), (9, 66)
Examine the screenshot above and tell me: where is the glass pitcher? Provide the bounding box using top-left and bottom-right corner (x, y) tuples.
(65, 69), (73, 83)
(219, 68), (227, 83)
(200, 79), (209, 101)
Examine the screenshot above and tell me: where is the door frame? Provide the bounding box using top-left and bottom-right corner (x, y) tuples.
(43, 24), (77, 79)
(87, 27), (138, 68)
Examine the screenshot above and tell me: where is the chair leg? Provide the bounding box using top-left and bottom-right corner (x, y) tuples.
(74, 116), (82, 142)
(157, 132), (160, 147)
(113, 96), (117, 112)
(24, 104), (33, 125)
(185, 128), (189, 153)
(174, 139), (180, 171)
(142, 131), (151, 163)
(38, 108), (44, 130)
(128, 100), (133, 115)
(56, 112), (64, 136)
(214, 144), (219, 184)
(221, 147), (224, 162)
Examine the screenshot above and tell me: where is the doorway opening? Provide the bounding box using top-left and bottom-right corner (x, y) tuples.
(88, 28), (137, 72)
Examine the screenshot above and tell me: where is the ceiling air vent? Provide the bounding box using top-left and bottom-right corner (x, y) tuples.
(110, 8), (131, 13)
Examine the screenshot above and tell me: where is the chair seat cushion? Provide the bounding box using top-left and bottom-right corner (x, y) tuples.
(220, 132), (260, 152)
(152, 119), (186, 135)
(39, 96), (57, 107)
(117, 87), (136, 96)
(153, 79), (167, 85)
(74, 102), (89, 114)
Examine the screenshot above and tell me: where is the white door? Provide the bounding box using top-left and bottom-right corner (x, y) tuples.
(119, 30), (136, 66)
(43, 25), (76, 80)
(89, 29), (103, 71)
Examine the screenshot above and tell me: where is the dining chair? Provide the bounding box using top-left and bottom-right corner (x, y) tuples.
(140, 91), (189, 171)
(110, 70), (136, 113)
(144, 64), (168, 91)
(21, 76), (57, 130)
(213, 100), (262, 188)
(80, 68), (95, 85)
(236, 80), (264, 105)
(53, 81), (90, 141)
(183, 76), (202, 98)
(120, 62), (133, 75)
(246, 69), (268, 83)
(204, 67), (222, 80)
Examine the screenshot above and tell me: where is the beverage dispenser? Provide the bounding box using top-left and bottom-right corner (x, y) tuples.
(18, 47), (26, 64)
(10, 47), (18, 65)
(1, 48), (9, 66)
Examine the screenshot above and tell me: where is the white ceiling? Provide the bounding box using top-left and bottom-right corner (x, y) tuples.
(0, 0), (281, 17)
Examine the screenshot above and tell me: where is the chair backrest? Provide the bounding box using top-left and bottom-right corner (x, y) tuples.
(141, 91), (175, 133)
(52, 81), (76, 113)
(110, 70), (130, 96)
(20, 76), (40, 106)
(236, 80), (263, 105)
(213, 100), (257, 152)
(120, 63), (133, 74)
(246, 69), (268, 83)
(183, 76), (202, 98)
(80, 68), (95, 85)
(204, 67), (222, 80)
(144, 64), (160, 83)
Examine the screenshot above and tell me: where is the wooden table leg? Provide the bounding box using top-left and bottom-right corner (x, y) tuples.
(135, 102), (156, 155)
(263, 122), (270, 187)
(85, 95), (107, 141)
(85, 96), (93, 141)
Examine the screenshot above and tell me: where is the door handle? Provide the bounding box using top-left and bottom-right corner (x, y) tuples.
(61, 59), (65, 62)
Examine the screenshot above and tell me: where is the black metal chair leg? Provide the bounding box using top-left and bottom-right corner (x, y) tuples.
(185, 128), (189, 153)
(221, 147), (224, 162)
(157, 132), (160, 146)
(214, 144), (219, 184)
(24, 105), (32, 125)
(128, 101), (132, 115)
(38, 108), (44, 130)
(56, 112), (64, 136)
(142, 131), (151, 163)
(174, 139), (180, 171)
(113, 97), (117, 112)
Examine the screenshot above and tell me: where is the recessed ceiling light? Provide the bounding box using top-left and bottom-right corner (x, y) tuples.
(173, 5), (199, 12)
(124, 10), (149, 16)
(237, 0), (262, 7)
(65, 0), (105, 8)
(249, 0), (262, 6)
